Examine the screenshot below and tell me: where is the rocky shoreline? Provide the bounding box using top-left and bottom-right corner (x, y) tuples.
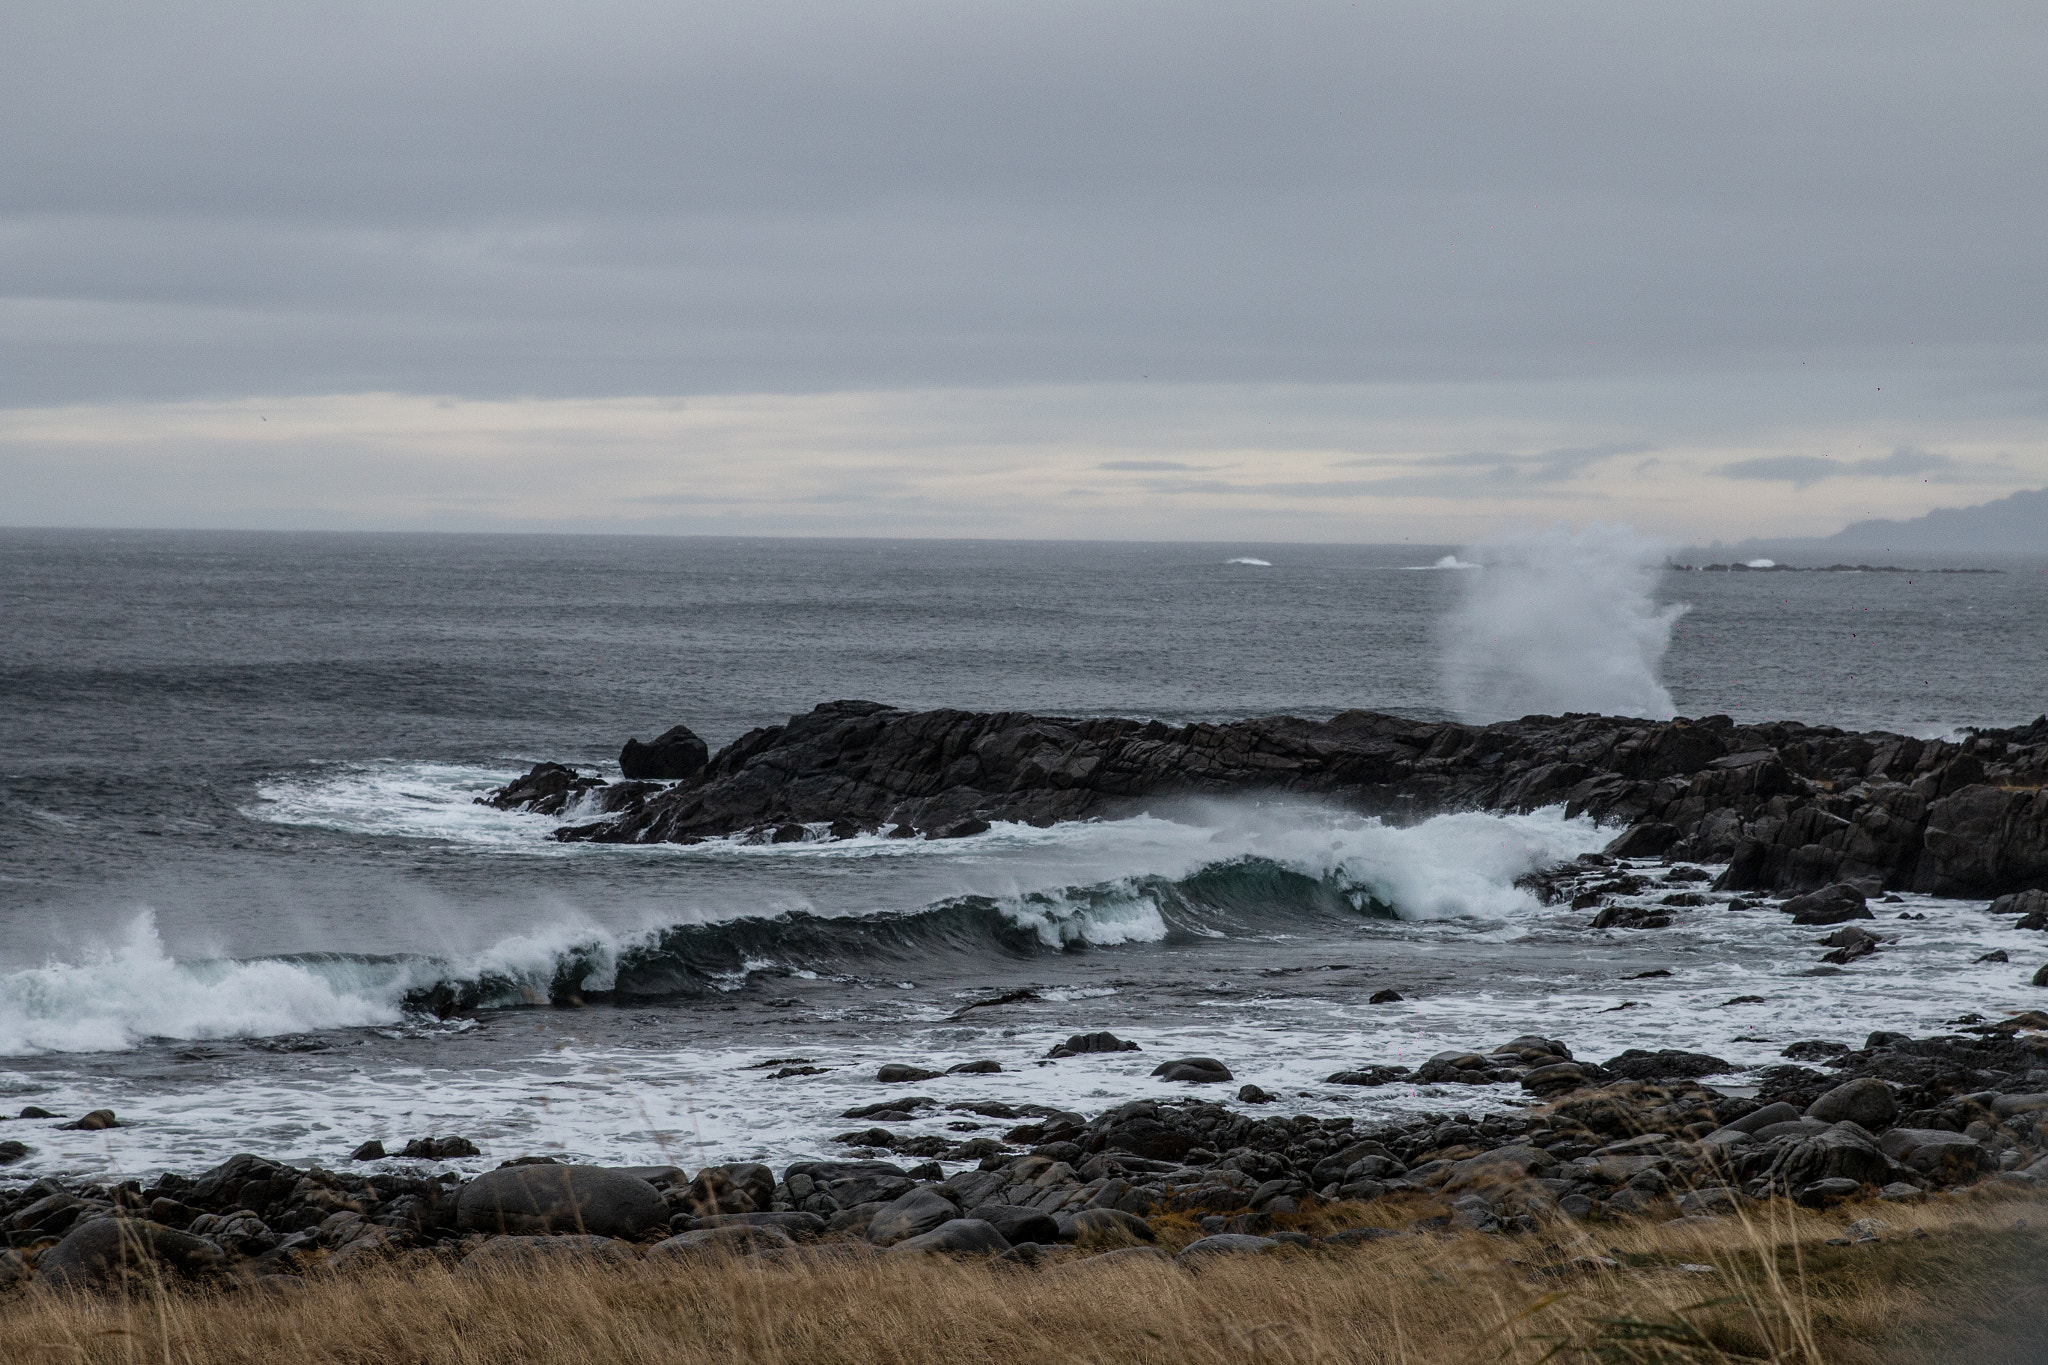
(485, 702), (2048, 898)
(9, 1017), (2048, 1294)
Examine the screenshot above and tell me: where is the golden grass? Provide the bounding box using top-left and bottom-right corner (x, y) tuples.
(5, 1189), (2046, 1365)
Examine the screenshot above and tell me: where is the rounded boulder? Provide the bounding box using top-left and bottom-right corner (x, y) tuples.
(1150, 1057), (1233, 1084)
(887, 1218), (1012, 1255)
(35, 1217), (224, 1290)
(456, 1165), (666, 1239)
(1805, 1078), (1898, 1130)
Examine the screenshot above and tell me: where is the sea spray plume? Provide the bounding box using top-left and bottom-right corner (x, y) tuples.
(1440, 523), (1689, 722)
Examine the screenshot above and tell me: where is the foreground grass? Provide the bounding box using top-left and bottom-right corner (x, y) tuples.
(6, 1192), (2046, 1365)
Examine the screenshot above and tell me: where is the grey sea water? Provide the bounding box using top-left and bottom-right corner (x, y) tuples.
(1, 528), (2044, 1183)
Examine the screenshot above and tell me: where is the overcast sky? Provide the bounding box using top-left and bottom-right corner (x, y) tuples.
(5, 0), (2044, 541)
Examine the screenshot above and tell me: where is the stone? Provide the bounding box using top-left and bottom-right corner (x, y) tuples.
(18, 1106), (58, 1119)
(1520, 1063), (1591, 1097)
(1725, 1101), (1804, 1134)
(348, 1140), (386, 1161)
(947, 1060), (1002, 1074)
(1766, 1123), (1893, 1193)
(965, 1203), (1060, 1245)
(1779, 884), (1873, 926)
(618, 724), (710, 781)
(1806, 1078), (1898, 1129)
(1441, 1146), (1554, 1193)
(1067, 1208), (1155, 1244)
(55, 1109), (119, 1131)
(876, 1064), (943, 1083)
(888, 1218), (1012, 1255)
(1600, 1049), (1730, 1081)
(461, 1235), (638, 1272)
(456, 1165), (666, 1238)
(1796, 1177), (1863, 1208)
(1176, 1233), (1278, 1264)
(865, 1187), (962, 1245)
(1368, 989), (1404, 1003)
(401, 1136), (480, 1160)
(1878, 1129), (1991, 1178)
(34, 1217), (224, 1289)
(1327, 1065), (1413, 1087)
(685, 1211), (827, 1239)
(1074, 1245), (1173, 1268)
(0, 1140), (29, 1166)
(1236, 1084), (1274, 1103)
(1150, 1057), (1233, 1084)
(648, 1224), (795, 1261)
(1046, 1031), (1141, 1057)
(613, 1165), (690, 1192)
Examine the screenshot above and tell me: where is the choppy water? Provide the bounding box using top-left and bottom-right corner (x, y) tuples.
(2, 529), (2044, 1184)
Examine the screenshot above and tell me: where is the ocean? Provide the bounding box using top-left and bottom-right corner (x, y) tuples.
(3, 528), (2045, 1185)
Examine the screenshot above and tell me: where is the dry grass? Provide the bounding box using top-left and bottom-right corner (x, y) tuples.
(5, 1189), (2046, 1365)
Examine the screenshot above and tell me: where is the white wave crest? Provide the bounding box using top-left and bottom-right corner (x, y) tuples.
(1225, 557), (1272, 566)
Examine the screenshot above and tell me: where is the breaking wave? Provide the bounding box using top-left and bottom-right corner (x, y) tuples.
(0, 806), (1602, 1055)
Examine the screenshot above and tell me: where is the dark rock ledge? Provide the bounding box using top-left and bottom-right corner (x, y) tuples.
(8, 1021), (2048, 1291)
(482, 703), (2048, 898)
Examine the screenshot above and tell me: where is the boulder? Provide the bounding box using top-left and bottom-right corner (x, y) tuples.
(1779, 884), (1872, 926)
(647, 1224), (795, 1261)
(1723, 1102), (1803, 1135)
(401, 1136), (480, 1160)
(1765, 1122), (1893, 1192)
(1175, 1233), (1278, 1264)
(1600, 1049), (1730, 1081)
(1877, 1129), (1992, 1179)
(1047, 1032), (1141, 1057)
(1074, 1245), (1173, 1268)
(685, 1211), (827, 1239)
(55, 1109), (119, 1132)
(865, 1187), (962, 1245)
(965, 1203), (1060, 1245)
(0, 1140), (29, 1166)
(461, 1235), (638, 1272)
(348, 1140), (386, 1161)
(1805, 1078), (1898, 1129)
(1150, 1058), (1233, 1084)
(456, 1165), (666, 1238)
(34, 1217), (224, 1290)
(888, 1218), (1012, 1255)
(1066, 1208), (1155, 1244)
(876, 1064), (942, 1083)
(619, 725), (709, 781)
(1327, 1065), (1413, 1087)
(1440, 1146), (1554, 1193)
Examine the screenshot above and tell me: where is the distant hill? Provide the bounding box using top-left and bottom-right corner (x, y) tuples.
(1693, 486), (2045, 560)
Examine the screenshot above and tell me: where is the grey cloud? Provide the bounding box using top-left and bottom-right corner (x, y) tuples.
(1097, 460), (1203, 471)
(3, 2), (2046, 406)
(1716, 446), (1960, 488)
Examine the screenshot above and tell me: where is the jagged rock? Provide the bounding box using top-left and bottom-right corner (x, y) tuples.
(1600, 1050), (1729, 1081)
(1328, 1065), (1413, 1087)
(348, 1140), (385, 1161)
(1780, 885), (1873, 926)
(477, 762), (605, 815)
(619, 725), (710, 781)
(456, 1166), (665, 1238)
(400, 1136), (480, 1160)
(483, 701), (2048, 898)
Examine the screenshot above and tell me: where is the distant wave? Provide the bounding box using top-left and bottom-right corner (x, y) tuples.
(1225, 557), (1272, 566)
(1403, 555), (1481, 571)
(0, 807), (1603, 1054)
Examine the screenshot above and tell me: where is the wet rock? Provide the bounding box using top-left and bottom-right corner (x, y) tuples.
(1150, 1058), (1233, 1084)
(1046, 1031), (1141, 1057)
(478, 762), (605, 814)
(348, 1140), (386, 1161)
(947, 1060), (1002, 1074)
(1600, 1050), (1730, 1081)
(619, 724), (709, 781)
(1781, 1041), (1850, 1062)
(889, 1218), (1012, 1254)
(18, 1106), (58, 1119)
(876, 1064), (943, 1083)
(1368, 989), (1404, 1003)
(1780, 884), (1873, 926)
(1806, 1078), (1899, 1129)
(1977, 950), (2010, 964)
(1236, 1084), (1275, 1103)
(461, 1235), (639, 1272)
(400, 1136), (480, 1160)
(55, 1109), (119, 1132)
(1591, 905), (1673, 930)
(0, 1140), (29, 1166)
(865, 1187), (962, 1245)
(456, 1165), (666, 1239)
(35, 1217), (224, 1290)
(1327, 1065), (1413, 1087)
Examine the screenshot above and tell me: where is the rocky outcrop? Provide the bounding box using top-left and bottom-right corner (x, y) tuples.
(619, 724), (710, 781)
(483, 702), (2048, 898)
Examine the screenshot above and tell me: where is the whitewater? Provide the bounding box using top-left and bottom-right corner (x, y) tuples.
(3, 528), (2044, 1186)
